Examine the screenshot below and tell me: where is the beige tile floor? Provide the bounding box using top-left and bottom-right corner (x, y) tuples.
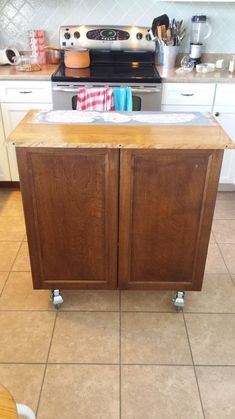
(0, 189), (235, 419)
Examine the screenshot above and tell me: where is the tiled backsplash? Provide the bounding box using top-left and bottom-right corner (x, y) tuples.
(0, 0), (235, 53)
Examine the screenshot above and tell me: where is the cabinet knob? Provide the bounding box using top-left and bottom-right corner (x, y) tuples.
(215, 112), (220, 117)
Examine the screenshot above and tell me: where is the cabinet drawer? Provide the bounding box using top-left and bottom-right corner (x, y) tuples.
(0, 81), (52, 103)
(162, 83), (215, 106)
(214, 84), (235, 107)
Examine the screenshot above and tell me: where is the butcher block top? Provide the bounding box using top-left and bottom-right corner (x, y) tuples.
(0, 385), (17, 419)
(7, 110), (235, 150)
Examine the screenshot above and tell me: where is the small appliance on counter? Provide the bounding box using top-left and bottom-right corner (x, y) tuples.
(0, 47), (20, 65)
(189, 15), (212, 66)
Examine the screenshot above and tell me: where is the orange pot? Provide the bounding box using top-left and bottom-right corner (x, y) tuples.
(64, 48), (90, 69)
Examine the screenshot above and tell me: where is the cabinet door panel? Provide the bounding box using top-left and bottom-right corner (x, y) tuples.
(17, 148), (119, 290)
(119, 149), (223, 291)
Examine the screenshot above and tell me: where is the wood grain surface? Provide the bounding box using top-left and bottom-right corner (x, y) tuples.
(118, 149), (223, 290)
(17, 147), (119, 289)
(8, 110), (234, 149)
(0, 385), (17, 419)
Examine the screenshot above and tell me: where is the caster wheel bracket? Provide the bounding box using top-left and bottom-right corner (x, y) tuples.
(173, 291), (185, 311)
(50, 289), (63, 309)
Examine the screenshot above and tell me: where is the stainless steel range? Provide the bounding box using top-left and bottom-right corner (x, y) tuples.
(52, 25), (162, 111)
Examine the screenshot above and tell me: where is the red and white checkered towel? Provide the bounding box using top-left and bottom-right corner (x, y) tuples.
(76, 87), (114, 111)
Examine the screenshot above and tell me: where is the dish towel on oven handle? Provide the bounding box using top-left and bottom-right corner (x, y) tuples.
(76, 87), (114, 111)
(113, 87), (133, 111)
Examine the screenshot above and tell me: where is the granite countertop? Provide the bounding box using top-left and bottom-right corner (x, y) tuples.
(0, 64), (58, 80)
(7, 109), (234, 150)
(157, 66), (235, 83)
(0, 62), (234, 84)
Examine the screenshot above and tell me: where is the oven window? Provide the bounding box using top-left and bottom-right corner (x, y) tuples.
(72, 96), (77, 110)
(132, 96), (141, 111)
(72, 94), (141, 111)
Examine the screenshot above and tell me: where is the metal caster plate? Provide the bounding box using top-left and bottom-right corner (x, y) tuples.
(50, 289), (63, 309)
(173, 291), (185, 311)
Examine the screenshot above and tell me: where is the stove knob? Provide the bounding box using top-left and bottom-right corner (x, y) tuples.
(74, 31), (80, 39)
(136, 32), (143, 40)
(64, 32), (71, 39)
(146, 33), (151, 41)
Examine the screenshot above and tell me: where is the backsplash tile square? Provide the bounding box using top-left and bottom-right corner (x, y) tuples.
(0, 0), (235, 53)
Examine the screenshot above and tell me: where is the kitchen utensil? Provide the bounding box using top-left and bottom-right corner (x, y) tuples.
(161, 25), (167, 40)
(45, 45), (63, 52)
(152, 14), (169, 37)
(167, 19), (186, 46)
(166, 29), (172, 43)
(157, 26), (163, 44)
(49, 50), (61, 64)
(64, 48), (90, 69)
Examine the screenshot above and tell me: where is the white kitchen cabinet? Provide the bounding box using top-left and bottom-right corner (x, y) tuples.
(0, 81), (52, 104)
(161, 81), (235, 189)
(214, 111), (235, 188)
(0, 80), (52, 182)
(0, 107), (11, 181)
(214, 83), (235, 189)
(1, 102), (52, 181)
(161, 83), (215, 112)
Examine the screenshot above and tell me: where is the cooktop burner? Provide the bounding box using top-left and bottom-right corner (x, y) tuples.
(52, 62), (161, 83)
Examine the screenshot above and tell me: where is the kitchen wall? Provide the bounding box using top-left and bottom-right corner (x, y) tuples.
(0, 0), (234, 53)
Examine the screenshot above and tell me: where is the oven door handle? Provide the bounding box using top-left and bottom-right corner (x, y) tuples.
(53, 86), (162, 93)
(131, 87), (161, 93)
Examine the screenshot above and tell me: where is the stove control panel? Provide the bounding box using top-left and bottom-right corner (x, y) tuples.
(86, 28), (129, 41)
(60, 25), (154, 51)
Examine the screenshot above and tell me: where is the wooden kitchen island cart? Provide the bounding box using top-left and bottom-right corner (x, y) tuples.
(8, 110), (234, 310)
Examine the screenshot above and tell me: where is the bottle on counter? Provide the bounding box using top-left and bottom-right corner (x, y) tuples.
(228, 55), (235, 74)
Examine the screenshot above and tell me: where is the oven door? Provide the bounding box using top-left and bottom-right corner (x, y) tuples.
(132, 86), (162, 111)
(52, 83), (162, 111)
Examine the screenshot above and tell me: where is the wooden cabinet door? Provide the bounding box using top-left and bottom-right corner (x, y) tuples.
(17, 147), (119, 290)
(119, 149), (223, 291)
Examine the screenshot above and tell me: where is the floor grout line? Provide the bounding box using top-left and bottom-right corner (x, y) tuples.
(183, 312), (205, 419)
(1, 191), (235, 417)
(0, 241), (23, 296)
(35, 309), (58, 416)
(2, 308), (235, 314)
(213, 233), (235, 287)
(0, 361), (235, 367)
(0, 272), (11, 298)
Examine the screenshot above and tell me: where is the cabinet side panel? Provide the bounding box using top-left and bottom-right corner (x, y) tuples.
(119, 149), (223, 290)
(17, 147), (119, 289)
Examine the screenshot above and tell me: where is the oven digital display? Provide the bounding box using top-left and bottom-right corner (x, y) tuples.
(87, 29), (130, 41)
(101, 29), (116, 38)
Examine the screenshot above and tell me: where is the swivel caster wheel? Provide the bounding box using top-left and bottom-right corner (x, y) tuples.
(173, 291), (185, 311)
(50, 289), (63, 309)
